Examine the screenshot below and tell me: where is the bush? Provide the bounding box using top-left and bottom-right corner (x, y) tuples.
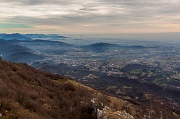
(64, 83), (75, 91)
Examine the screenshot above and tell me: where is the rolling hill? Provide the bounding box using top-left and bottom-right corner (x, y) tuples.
(0, 39), (44, 63)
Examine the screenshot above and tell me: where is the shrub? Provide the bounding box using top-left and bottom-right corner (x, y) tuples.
(63, 83), (75, 91)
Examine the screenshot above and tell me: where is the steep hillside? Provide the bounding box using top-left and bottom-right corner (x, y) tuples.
(0, 58), (139, 119)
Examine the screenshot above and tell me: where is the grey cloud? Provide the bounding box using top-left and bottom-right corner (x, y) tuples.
(0, 0), (82, 5)
(1, 0), (180, 33)
(8, 12), (160, 28)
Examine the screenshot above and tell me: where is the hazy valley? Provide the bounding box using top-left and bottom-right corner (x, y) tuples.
(0, 33), (180, 119)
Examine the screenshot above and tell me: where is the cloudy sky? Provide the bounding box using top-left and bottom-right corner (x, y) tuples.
(0, 0), (180, 34)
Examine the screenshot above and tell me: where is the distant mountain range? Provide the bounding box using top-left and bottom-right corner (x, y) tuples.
(0, 33), (67, 41)
(0, 33), (31, 40)
(18, 39), (72, 46)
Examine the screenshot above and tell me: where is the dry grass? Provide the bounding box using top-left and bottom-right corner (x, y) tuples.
(0, 59), (96, 119)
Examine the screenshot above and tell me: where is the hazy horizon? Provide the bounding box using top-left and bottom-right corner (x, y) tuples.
(1, 32), (180, 48)
(1, 32), (180, 42)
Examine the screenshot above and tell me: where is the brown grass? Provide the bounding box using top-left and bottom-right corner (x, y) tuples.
(0, 59), (96, 119)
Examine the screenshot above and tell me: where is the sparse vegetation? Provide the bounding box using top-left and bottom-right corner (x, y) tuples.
(0, 59), (97, 119)
(0, 58), (179, 119)
(0, 59), (141, 119)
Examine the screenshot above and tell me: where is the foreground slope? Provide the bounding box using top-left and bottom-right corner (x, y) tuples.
(0, 58), (139, 119)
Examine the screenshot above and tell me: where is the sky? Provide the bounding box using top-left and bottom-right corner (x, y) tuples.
(0, 0), (180, 34)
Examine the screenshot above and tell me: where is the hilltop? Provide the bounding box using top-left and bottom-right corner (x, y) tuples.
(0, 58), (139, 119)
